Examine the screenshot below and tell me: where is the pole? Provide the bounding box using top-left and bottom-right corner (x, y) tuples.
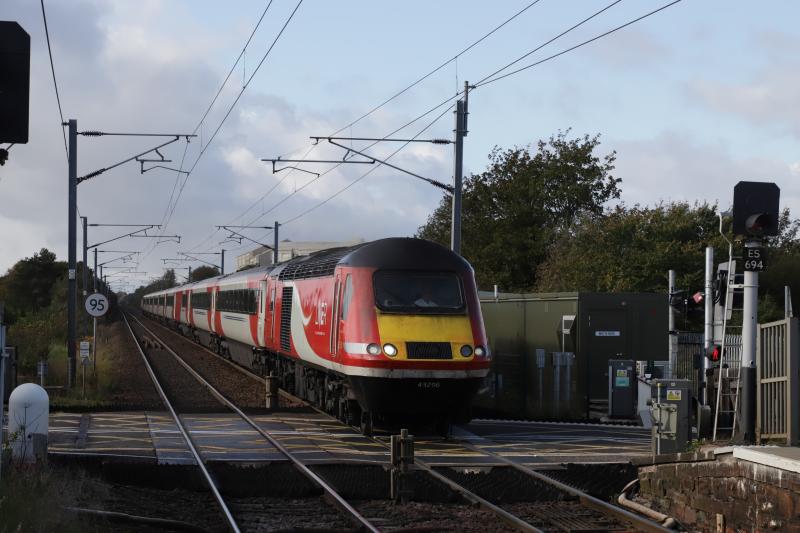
(740, 239), (759, 444)
(786, 285), (794, 319)
(93, 248), (98, 291)
(702, 247), (714, 404)
(273, 221), (280, 265)
(668, 270), (677, 379)
(92, 317), (97, 373)
(221, 249), (225, 275)
(82, 217), (88, 297)
(188, 265), (192, 281)
(0, 312), (7, 484)
(450, 81), (469, 254)
(67, 119), (78, 389)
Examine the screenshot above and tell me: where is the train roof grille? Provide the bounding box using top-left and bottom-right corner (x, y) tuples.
(277, 246), (357, 280)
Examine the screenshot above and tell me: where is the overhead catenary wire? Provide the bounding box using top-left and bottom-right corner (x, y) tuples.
(271, 0), (684, 233)
(476, 0), (684, 88)
(157, 0), (276, 231)
(473, 0), (624, 87)
(209, 101), (452, 256)
(161, 0), (303, 236)
(281, 103), (456, 228)
(140, 0), (300, 261)
(179, 0), (686, 262)
(235, 0), (626, 235)
(328, 0), (544, 138)
(40, 0), (68, 159)
(183, 2), (545, 254)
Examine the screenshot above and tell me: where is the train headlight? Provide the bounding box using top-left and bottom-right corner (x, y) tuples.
(383, 343), (398, 357)
(367, 343), (381, 356)
(460, 345), (473, 357)
(474, 345), (486, 357)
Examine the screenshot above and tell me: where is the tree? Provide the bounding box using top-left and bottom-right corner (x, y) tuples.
(535, 202), (799, 322)
(189, 265), (220, 282)
(536, 203), (727, 294)
(417, 131), (619, 291)
(130, 269), (178, 306)
(0, 248), (64, 317)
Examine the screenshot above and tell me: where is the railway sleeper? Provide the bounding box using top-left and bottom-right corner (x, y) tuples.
(145, 315), (375, 434)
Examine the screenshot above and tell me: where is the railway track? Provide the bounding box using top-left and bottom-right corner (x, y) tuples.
(123, 312), (378, 533)
(134, 312), (674, 532)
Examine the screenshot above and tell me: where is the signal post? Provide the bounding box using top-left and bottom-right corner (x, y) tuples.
(732, 181), (779, 444)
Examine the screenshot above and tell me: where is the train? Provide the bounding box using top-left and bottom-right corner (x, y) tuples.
(141, 237), (490, 434)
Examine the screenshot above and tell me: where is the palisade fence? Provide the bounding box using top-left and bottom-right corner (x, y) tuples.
(757, 317), (799, 445)
(674, 332), (742, 398)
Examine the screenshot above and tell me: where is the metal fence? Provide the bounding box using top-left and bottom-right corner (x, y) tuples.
(674, 332), (742, 398)
(757, 318), (799, 445)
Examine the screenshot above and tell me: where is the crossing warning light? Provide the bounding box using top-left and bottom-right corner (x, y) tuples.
(708, 344), (722, 362)
(732, 181), (780, 237)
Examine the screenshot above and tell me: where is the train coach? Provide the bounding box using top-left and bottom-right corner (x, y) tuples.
(142, 237), (490, 434)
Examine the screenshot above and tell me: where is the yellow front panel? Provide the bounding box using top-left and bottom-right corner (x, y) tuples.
(376, 312), (474, 360)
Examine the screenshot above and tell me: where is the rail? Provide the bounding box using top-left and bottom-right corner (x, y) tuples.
(121, 313), (241, 533)
(138, 313), (670, 532)
(139, 315), (538, 531)
(126, 313), (379, 533)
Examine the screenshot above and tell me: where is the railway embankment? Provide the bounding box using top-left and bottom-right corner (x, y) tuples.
(635, 447), (800, 531)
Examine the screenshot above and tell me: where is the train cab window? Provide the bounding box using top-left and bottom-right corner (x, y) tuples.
(341, 274), (353, 320)
(373, 271), (464, 314)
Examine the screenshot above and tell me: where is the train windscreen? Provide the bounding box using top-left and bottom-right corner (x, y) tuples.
(373, 271), (464, 314)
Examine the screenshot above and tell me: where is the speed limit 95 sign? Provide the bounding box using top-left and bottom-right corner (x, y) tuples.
(85, 293), (109, 317)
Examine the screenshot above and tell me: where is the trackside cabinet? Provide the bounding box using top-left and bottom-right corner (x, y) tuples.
(650, 379), (692, 454)
(608, 359), (636, 418)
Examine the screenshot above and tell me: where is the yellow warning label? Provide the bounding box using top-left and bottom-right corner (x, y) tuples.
(666, 389), (682, 401)
(616, 369), (628, 377)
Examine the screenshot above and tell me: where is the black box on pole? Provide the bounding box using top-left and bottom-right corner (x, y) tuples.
(732, 181), (780, 237)
(0, 21), (31, 144)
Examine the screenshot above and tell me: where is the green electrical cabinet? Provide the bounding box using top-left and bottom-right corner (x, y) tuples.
(475, 291), (667, 420)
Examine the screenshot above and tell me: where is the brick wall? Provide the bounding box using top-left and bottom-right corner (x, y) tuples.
(638, 454), (800, 531)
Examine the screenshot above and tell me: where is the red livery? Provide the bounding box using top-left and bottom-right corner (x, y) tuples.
(142, 238), (490, 433)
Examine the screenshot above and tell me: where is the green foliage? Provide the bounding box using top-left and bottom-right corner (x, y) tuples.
(128, 269), (178, 306)
(189, 265), (220, 282)
(0, 248), (64, 320)
(535, 202), (727, 293)
(0, 249), (116, 374)
(535, 202), (799, 327)
(417, 131), (619, 291)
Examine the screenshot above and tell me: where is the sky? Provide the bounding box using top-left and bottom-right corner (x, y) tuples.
(2, 0), (799, 292)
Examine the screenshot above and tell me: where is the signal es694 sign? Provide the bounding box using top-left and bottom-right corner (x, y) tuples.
(743, 246), (766, 272)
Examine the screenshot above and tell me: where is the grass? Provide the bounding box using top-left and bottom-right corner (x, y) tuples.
(0, 464), (88, 533)
(28, 322), (123, 409)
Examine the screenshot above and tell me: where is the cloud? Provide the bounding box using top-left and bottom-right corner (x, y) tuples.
(687, 34), (800, 138)
(584, 28), (670, 68)
(611, 131), (800, 215)
(0, 0), (456, 281)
